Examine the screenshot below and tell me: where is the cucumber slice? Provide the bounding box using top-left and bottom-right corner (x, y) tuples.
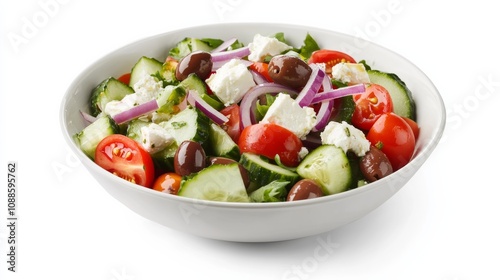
(296, 145), (352, 195)
(156, 85), (186, 114)
(240, 153), (299, 188)
(178, 163), (250, 202)
(208, 123), (240, 161)
(367, 69), (416, 120)
(126, 118), (149, 142)
(180, 74), (224, 110)
(129, 56), (163, 87)
(73, 116), (119, 159)
(160, 106), (210, 148)
(90, 77), (134, 116)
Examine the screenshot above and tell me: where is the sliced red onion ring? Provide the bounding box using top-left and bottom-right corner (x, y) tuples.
(239, 83), (299, 129)
(80, 110), (97, 125)
(249, 69), (268, 85)
(112, 99), (159, 124)
(187, 90), (229, 125)
(310, 84), (366, 104)
(210, 38), (238, 53)
(296, 65), (325, 107)
(312, 99), (335, 132)
(211, 46), (250, 62)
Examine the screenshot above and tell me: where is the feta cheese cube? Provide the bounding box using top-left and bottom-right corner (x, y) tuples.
(248, 34), (292, 62)
(206, 59), (256, 106)
(320, 121), (370, 157)
(331, 63), (371, 84)
(260, 93), (316, 139)
(103, 99), (133, 117)
(140, 123), (175, 154)
(133, 75), (164, 103)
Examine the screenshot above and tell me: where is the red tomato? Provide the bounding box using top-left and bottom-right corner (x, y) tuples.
(220, 104), (241, 143)
(352, 83), (394, 131)
(308, 49), (356, 74)
(95, 134), (155, 188)
(366, 113), (416, 171)
(238, 123), (302, 167)
(403, 117), (420, 140)
(117, 73), (131, 85)
(249, 62), (272, 82)
(153, 172), (182, 195)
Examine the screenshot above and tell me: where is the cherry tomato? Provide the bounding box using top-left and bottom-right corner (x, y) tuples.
(403, 117), (420, 140)
(95, 134), (155, 188)
(117, 73), (131, 85)
(238, 123), (303, 167)
(308, 49), (356, 74)
(153, 172), (182, 195)
(352, 83), (394, 131)
(366, 113), (416, 171)
(249, 62), (272, 82)
(220, 104), (241, 143)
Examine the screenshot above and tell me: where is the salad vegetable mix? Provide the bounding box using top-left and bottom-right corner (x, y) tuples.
(74, 32), (418, 202)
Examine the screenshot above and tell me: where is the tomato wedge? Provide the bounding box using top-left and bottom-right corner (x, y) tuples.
(249, 62), (273, 82)
(352, 83), (394, 131)
(95, 134), (155, 187)
(238, 123), (302, 167)
(366, 113), (416, 171)
(220, 104), (241, 143)
(117, 73), (131, 85)
(308, 49), (356, 74)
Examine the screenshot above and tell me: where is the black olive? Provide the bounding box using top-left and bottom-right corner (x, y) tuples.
(268, 55), (312, 89)
(175, 51), (213, 81)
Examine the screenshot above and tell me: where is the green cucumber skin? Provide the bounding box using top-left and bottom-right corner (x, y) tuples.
(367, 69), (416, 120)
(74, 115), (119, 160)
(180, 74), (224, 110)
(297, 145), (352, 195)
(208, 123), (240, 161)
(90, 77), (134, 117)
(240, 153), (299, 188)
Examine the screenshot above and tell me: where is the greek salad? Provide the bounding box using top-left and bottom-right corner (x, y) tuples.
(74, 32), (418, 203)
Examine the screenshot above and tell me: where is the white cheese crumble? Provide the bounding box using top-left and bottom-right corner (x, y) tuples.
(139, 123), (175, 154)
(206, 59), (256, 106)
(260, 93), (316, 139)
(104, 75), (164, 117)
(248, 34), (292, 62)
(320, 121), (370, 157)
(331, 63), (371, 84)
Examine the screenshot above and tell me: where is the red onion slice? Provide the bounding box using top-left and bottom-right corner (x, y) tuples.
(211, 46), (250, 62)
(310, 84), (366, 104)
(211, 38), (238, 53)
(239, 83), (299, 129)
(80, 110), (97, 125)
(112, 99), (159, 124)
(187, 90), (229, 125)
(296, 66), (325, 107)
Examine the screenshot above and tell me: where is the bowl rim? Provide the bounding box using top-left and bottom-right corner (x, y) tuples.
(60, 22), (446, 209)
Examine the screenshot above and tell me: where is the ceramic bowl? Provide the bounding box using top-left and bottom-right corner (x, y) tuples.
(60, 23), (445, 242)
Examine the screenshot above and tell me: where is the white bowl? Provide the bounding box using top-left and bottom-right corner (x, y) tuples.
(60, 23), (445, 242)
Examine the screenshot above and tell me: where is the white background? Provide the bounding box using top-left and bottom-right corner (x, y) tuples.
(1, 0), (499, 279)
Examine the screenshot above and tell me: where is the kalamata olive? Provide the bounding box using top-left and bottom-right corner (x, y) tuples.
(175, 51), (213, 81)
(287, 179), (324, 201)
(174, 140), (206, 176)
(208, 157), (251, 189)
(360, 146), (394, 182)
(268, 55), (312, 89)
